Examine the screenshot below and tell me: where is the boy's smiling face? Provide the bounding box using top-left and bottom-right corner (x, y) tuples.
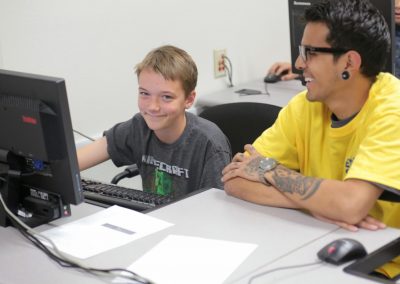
(138, 68), (195, 144)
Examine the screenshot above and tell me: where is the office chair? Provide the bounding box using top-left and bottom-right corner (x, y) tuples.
(198, 102), (282, 154)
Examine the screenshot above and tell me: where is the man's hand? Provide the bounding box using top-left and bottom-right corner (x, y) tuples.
(313, 213), (386, 232)
(222, 144), (265, 184)
(267, 62), (300, 81)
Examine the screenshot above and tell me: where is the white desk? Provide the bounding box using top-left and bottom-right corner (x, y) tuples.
(195, 79), (305, 113)
(240, 228), (400, 284)
(1, 189), (398, 284)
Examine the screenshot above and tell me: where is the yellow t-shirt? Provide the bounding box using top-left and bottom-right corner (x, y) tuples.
(253, 73), (400, 274)
(253, 72), (400, 277)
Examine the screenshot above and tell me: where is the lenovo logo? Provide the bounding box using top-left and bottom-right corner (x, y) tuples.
(294, 1), (311, 6)
(22, 115), (37, 125)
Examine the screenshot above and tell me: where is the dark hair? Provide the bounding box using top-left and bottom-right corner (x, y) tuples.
(135, 45), (198, 98)
(304, 0), (390, 78)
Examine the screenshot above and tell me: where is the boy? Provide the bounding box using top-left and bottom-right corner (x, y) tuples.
(79, 45), (231, 198)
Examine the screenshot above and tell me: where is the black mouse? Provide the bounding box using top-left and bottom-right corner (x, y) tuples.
(264, 73), (281, 83)
(317, 238), (367, 265)
(264, 70), (289, 83)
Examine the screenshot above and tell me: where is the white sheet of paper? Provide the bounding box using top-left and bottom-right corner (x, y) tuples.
(119, 234), (257, 284)
(40, 205), (173, 259)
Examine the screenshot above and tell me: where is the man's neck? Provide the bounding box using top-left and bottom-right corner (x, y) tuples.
(327, 75), (373, 120)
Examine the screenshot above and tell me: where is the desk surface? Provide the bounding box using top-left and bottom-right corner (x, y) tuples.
(1, 189), (399, 284)
(245, 228), (400, 284)
(195, 79), (305, 112)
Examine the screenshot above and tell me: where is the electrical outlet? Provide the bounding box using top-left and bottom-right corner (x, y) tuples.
(213, 49), (227, 78)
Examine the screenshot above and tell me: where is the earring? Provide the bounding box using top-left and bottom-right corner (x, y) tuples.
(341, 70), (350, 80)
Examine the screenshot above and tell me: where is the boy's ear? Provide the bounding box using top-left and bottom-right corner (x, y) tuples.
(185, 90), (196, 109)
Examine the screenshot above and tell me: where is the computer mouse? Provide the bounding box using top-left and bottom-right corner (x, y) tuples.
(264, 73), (281, 83)
(317, 238), (367, 265)
(263, 70), (289, 83)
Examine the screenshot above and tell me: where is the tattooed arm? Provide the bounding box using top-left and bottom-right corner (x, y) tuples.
(222, 145), (383, 225)
(224, 177), (301, 209)
(223, 152), (299, 208)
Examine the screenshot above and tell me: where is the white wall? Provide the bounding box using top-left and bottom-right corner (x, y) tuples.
(0, 0), (290, 136)
(0, 0), (291, 183)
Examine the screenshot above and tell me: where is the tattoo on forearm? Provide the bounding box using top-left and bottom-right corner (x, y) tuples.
(271, 166), (322, 200)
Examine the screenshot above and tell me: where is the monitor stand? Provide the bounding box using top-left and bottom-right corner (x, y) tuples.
(345, 237), (400, 283)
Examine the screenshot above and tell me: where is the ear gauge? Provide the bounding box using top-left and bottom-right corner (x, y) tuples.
(341, 70), (350, 80)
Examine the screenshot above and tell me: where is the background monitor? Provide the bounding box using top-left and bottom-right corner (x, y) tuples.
(288, 0), (395, 75)
(0, 69), (83, 227)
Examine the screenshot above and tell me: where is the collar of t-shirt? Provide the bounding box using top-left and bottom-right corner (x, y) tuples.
(331, 112), (358, 128)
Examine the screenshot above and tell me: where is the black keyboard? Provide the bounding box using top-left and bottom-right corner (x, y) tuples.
(81, 178), (174, 212)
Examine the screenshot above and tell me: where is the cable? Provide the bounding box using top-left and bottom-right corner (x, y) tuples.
(224, 63), (233, 87)
(0, 191), (154, 283)
(263, 83), (271, 96)
(223, 55), (233, 88)
(248, 260), (323, 283)
(111, 164), (139, 184)
(0, 193), (153, 283)
(222, 54), (234, 87)
(73, 129), (95, 141)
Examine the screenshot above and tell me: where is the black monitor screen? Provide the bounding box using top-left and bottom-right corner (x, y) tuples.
(0, 69), (83, 227)
(288, 0), (395, 75)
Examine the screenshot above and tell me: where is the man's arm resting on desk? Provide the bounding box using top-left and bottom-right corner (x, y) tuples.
(224, 176), (385, 231)
(222, 145), (384, 227)
(224, 178), (300, 209)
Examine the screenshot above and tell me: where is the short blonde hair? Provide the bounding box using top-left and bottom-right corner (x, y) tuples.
(135, 45), (198, 98)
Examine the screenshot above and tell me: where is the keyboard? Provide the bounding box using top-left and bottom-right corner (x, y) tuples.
(81, 178), (174, 212)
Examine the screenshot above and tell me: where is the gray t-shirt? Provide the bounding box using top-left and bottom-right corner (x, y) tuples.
(105, 112), (231, 198)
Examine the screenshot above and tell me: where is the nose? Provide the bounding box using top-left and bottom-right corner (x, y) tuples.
(295, 55), (305, 71)
(147, 96), (161, 112)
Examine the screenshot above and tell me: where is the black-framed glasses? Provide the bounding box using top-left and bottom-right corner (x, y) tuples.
(298, 45), (349, 62)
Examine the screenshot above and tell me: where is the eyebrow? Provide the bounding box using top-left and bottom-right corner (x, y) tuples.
(138, 87), (176, 96)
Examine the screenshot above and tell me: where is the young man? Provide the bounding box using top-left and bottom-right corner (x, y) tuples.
(223, 0), (400, 238)
(79, 45), (231, 198)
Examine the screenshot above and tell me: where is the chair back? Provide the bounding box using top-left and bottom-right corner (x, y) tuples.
(199, 102), (281, 154)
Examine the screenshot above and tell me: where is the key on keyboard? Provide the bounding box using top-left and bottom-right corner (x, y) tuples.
(81, 178), (173, 212)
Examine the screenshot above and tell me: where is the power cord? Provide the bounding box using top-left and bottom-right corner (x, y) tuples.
(0, 191), (154, 284)
(248, 260), (323, 283)
(223, 54), (234, 87)
(73, 129), (95, 141)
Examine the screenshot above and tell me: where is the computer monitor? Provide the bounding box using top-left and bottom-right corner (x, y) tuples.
(0, 69), (83, 227)
(288, 0), (395, 75)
